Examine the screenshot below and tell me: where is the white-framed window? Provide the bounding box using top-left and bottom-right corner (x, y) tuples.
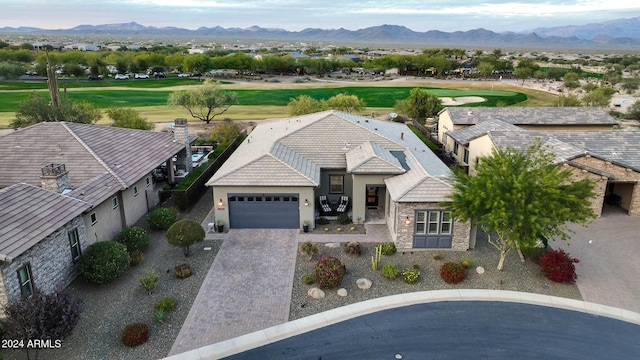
(112, 197), (118, 209)
(133, 186), (138, 197)
(453, 142), (459, 155)
(330, 175), (344, 194)
(90, 212), (97, 225)
(415, 210), (453, 235)
(17, 264), (34, 298)
(68, 229), (81, 262)
(463, 149), (470, 164)
(145, 177), (151, 187)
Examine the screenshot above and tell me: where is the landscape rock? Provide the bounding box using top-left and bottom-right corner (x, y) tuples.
(308, 287), (325, 299)
(476, 266), (485, 275)
(357, 278), (372, 290)
(324, 242), (340, 248)
(337, 288), (348, 297)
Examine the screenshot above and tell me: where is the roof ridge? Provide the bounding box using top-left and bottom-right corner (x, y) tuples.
(60, 122), (128, 189)
(269, 146), (318, 185)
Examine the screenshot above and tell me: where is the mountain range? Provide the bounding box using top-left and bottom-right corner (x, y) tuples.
(2, 17), (640, 50)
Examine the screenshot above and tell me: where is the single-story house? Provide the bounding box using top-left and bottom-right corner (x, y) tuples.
(0, 119), (194, 305)
(206, 110), (471, 250)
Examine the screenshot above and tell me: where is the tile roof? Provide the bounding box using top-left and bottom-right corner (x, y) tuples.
(447, 119), (524, 146)
(207, 111), (453, 200)
(487, 131), (586, 165)
(346, 141), (405, 174)
(0, 183), (91, 262)
(0, 122), (188, 205)
(445, 107), (618, 126)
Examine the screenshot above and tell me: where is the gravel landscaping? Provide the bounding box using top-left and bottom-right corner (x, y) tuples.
(3, 191), (219, 360)
(290, 232), (583, 320)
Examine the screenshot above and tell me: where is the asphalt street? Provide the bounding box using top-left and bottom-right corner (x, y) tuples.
(225, 301), (640, 360)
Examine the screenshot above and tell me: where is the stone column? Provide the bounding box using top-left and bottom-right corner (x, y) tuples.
(173, 118), (193, 173)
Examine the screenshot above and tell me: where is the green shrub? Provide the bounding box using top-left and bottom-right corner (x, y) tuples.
(116, 227), (150, 252)
(303, 273), (314, 284)
(166, 219), (206, 256)
(129, 250), (144, 266)
(344, 241), (362, 256)
(413, 263), (421, 270)
(139, 271), (159, 295)
(315, 217), (329, 225)
(154, 309), (166, 323)
(78, 241), (130, 285)
(460, 257), (474, 269)
(147, 207), (178, 230)
(381, 263), (399, 280)
(337, 213), (351, 225)
(155, 297), (176, 312)
(121, 322), (149, 347)
(402, 268), (420, 284)
(432, 253), (443, 260)
(313, 256), (346, 289)
(300, 241), (319, 260)
(440, 262), (467, 284)
(380, 242), (396, 255)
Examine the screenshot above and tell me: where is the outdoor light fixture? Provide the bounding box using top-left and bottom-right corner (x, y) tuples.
(304, 199), (309, 206)
(405, 216), (411, 225)
(218, 198), (223, 206)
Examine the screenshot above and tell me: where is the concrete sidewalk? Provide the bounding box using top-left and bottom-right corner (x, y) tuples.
(168, 229), (299, 356)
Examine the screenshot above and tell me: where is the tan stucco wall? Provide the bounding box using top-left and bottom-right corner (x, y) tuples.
(570, 155), (640, 216)
(123, 175), (154, 227)
(467, 135), (497, 175)
(83, 195), (124, 242)
(437, 111), (455, 144)
(351, 174), (390, 223)
(387, 201), (471, 250)
(212, 186), (315, 230)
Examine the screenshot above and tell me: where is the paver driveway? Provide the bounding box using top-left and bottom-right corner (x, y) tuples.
(168, 229), (299, 356)
(561, 209), (640, 314)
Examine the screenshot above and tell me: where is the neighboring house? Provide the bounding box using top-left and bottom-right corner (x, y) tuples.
(0, 120), (194, 305)
(438, 107), (640, 216)
(206, 110), (471, 250)
(0, 183), (91, 306)
(438, 107), (619, 172)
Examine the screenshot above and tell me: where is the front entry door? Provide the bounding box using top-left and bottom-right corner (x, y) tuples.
(366, 186), (379, 207)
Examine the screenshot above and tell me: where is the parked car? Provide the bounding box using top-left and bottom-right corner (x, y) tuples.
(154, 72), (166, 78)
(134, 73), (150, 79)
(87, 75), (103, 80)
(114, 74), (129, 80)
(177, 73), (190, 78)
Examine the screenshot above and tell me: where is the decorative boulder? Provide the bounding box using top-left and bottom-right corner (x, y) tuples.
(476, 266), (485, 275)
(308, 287), (326, 299)
(337, 288), (348, 297)
(324, 242), (341, 248)
(356, 278), (372, 290)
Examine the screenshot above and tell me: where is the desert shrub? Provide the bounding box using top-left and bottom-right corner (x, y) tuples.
(440, 262), (467, 284)
(432, 253), (443, 260)
(381, 263), (399, 280)
(412, 263), (421, 270)
(121, 322), (149, 347)
(147, 207), (177, 230)
(116, 227), (150, 252)
(129, 250), (144, 266)
(315, 217), (329, 225)
(344, 241), (362, 256)
(402, 268), (420, 284)
(154, 309), (166, 323)
(303, 273), (314, 284)
(460, 257), (474, 269)
(313, 256), (346, 289)
(337, 213), (351, 225)
(380, 242), (396, 255)
(155, 297), (176, 312)
(538, 249), (579, 283)
(166, 219), (206, 256)
(78, 241), (130, 285)
(0, 288), (83, 343)
(139, 271), (159, 295)
(300, 241), (319, 260)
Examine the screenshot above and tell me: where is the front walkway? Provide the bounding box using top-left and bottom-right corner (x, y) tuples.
(168, 229), (299, 356)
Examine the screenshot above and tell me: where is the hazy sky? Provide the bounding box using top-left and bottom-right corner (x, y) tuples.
(2, 0), (639, 32)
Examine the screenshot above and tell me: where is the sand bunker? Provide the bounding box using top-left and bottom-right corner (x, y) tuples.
(440, 96), (485, 105)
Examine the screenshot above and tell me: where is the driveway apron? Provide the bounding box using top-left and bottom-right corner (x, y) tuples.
(169, 229), (299, 356)
(562, 210), (640, 314)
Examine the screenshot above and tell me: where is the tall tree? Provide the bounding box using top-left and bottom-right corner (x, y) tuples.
(166, 219), (205, 256)
(447, 141), (596, 271)
(167, 81), (237, 124)
(404, 87), (443, 123)
(107, 107), (153, 130)
(581, 87), (616, 107)
(323, 93), (366, 113)
(288, 94), (324, 116)
(11, 92), (101, 129)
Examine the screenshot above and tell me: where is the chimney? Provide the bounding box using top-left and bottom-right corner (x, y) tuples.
(41, 163), (71, 193)
(173, 118), (193, 173)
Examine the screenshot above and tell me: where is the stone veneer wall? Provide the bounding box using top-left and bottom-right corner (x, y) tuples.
(565, 163), (608, 217)
(570, 156), (640, 216)
(389, 201), (471, 250)
(0, 216), (88, 307)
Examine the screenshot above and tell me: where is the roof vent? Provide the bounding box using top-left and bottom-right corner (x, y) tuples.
(400, 132), (404, 140)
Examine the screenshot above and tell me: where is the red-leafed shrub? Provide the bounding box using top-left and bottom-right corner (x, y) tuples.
(538, 249), (579, 283)
(440, 262), (467, 284)
(313, 256), (346, 289)
(121, 322), (149, 347)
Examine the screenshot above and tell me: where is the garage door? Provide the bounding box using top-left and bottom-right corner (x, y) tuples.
(228, 194), (300, 229)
